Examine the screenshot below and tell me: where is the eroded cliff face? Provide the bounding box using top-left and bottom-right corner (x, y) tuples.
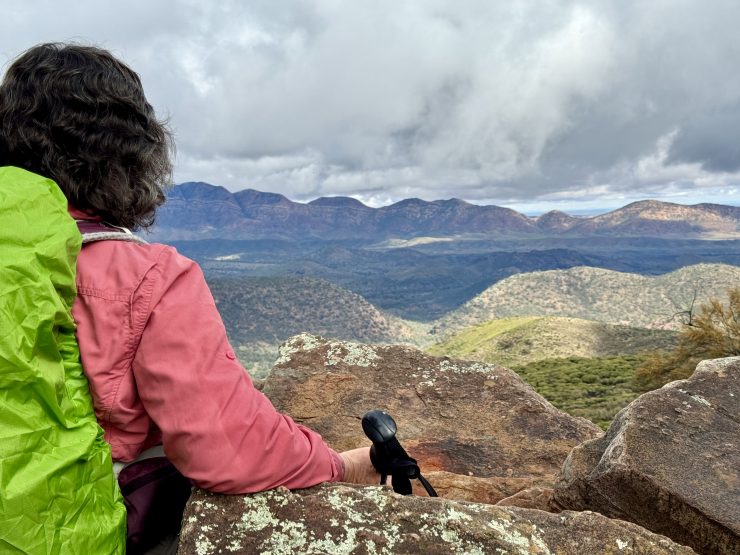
(175, 337), (739, 554)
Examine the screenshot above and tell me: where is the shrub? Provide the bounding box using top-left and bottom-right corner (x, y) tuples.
(636, 286), (740, 389)
(513, 355), (648, 430)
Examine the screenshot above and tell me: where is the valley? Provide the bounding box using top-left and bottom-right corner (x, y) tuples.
(153, 185), (740, 429)
(170, 237), (740, 320)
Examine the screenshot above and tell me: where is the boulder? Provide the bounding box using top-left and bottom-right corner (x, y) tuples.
(497, 486), (555, 511)
(552, 356), (740, 555)
(177, 484), (695, 554)
(420, 471), (552, 506)
(261, 334), (601, 504)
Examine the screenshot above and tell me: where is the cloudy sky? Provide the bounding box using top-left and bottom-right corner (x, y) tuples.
(2, 1), (740, 213)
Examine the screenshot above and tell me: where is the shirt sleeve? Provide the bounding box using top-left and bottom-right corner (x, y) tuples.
(131, 246), (344, 493)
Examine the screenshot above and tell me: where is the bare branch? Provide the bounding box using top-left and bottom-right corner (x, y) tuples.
(666, 288), (698, 327)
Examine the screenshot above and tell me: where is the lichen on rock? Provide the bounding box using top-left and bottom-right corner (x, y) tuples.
(174, 334), (736, 554)
(273, 333), (323, 366)
(177, 485), (695, 554)
(263, 333), (601, 489)
(325, 341), (380, 367)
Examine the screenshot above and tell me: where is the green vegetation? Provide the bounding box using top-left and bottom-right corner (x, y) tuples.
(637, 286), (740, 389)
(513, 355), (650, 430)
(427, 316), (677, 368)
(426, 317), (539, 361)
(427, 316), (680, 429)
(234, 342), (283, 380)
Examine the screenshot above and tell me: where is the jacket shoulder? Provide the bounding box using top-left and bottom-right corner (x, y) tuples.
(75, 240), (194, 294)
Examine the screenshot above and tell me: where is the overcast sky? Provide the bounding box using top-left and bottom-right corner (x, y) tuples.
(2, 1), (740, 213)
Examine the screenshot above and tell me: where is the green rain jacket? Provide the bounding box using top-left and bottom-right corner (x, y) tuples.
(0, 167), (126, 554)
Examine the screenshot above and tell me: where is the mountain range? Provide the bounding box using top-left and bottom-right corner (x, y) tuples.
(152, 182), (740, 240)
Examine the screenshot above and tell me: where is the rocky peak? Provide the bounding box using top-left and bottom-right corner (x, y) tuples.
(536, 210), (580, 231)
(582, 199), (739, 236)
(170, 181), (233, 201)
(308, 196), (370, 209)
(386, 197), (431, 209)
(433, 198), (471, 208)
(233, 188), (292, 206)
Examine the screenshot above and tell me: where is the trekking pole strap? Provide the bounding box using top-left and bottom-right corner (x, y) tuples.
(362, 409), (438, 497)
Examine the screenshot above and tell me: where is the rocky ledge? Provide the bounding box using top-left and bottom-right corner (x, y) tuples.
(175, 336), (740, 553)
(552, 356), (740, 555)
(178, 484), (694, 555)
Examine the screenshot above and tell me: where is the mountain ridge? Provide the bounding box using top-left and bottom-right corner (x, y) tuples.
(153, 182), (740, 240)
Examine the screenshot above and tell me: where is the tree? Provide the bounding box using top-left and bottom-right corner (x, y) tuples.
(636, 287), (740, 389)
(668, 288), (698, 326)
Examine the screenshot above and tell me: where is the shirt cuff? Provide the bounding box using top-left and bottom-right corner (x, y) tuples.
(329, 449), (345, 482)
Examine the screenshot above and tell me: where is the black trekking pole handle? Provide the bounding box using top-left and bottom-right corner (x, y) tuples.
(361, 410), (437, 497)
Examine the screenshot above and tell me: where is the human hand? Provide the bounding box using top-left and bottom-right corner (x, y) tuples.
(339, 447), (387, 486)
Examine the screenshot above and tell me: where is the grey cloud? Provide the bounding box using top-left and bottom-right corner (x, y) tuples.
(2, 0), (740, 208)
(667, 108), (740, 173)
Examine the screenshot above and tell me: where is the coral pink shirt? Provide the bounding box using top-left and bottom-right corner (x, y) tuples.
(70, 213), (343, 493)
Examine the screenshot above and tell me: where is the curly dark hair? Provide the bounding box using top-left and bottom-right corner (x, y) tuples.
(0, 43), (174, 229)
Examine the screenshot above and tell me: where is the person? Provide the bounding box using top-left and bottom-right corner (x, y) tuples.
(0, 43), (379, 499)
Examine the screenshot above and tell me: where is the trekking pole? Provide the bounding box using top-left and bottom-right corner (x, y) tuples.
(361, 409), (437, 497)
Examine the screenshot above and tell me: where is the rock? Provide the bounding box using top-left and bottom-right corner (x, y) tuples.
(497, 486), (555, 512)
(552, 356), (740, 555)
(421, 471), (552, 505)
(177, 484), (695, 554)
(262, 334), (601, 499)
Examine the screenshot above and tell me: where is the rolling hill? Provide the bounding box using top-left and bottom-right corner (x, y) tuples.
(426, 316), (678, 368)
(206, 275), (424, 377)
(184, 242), (605, 320)
(431, 263), (740, 338)
(208, 275), (416, 345)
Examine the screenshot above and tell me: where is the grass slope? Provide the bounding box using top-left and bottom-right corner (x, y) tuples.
(427, 316), (679, 429)
(427, 316), (678, 368)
